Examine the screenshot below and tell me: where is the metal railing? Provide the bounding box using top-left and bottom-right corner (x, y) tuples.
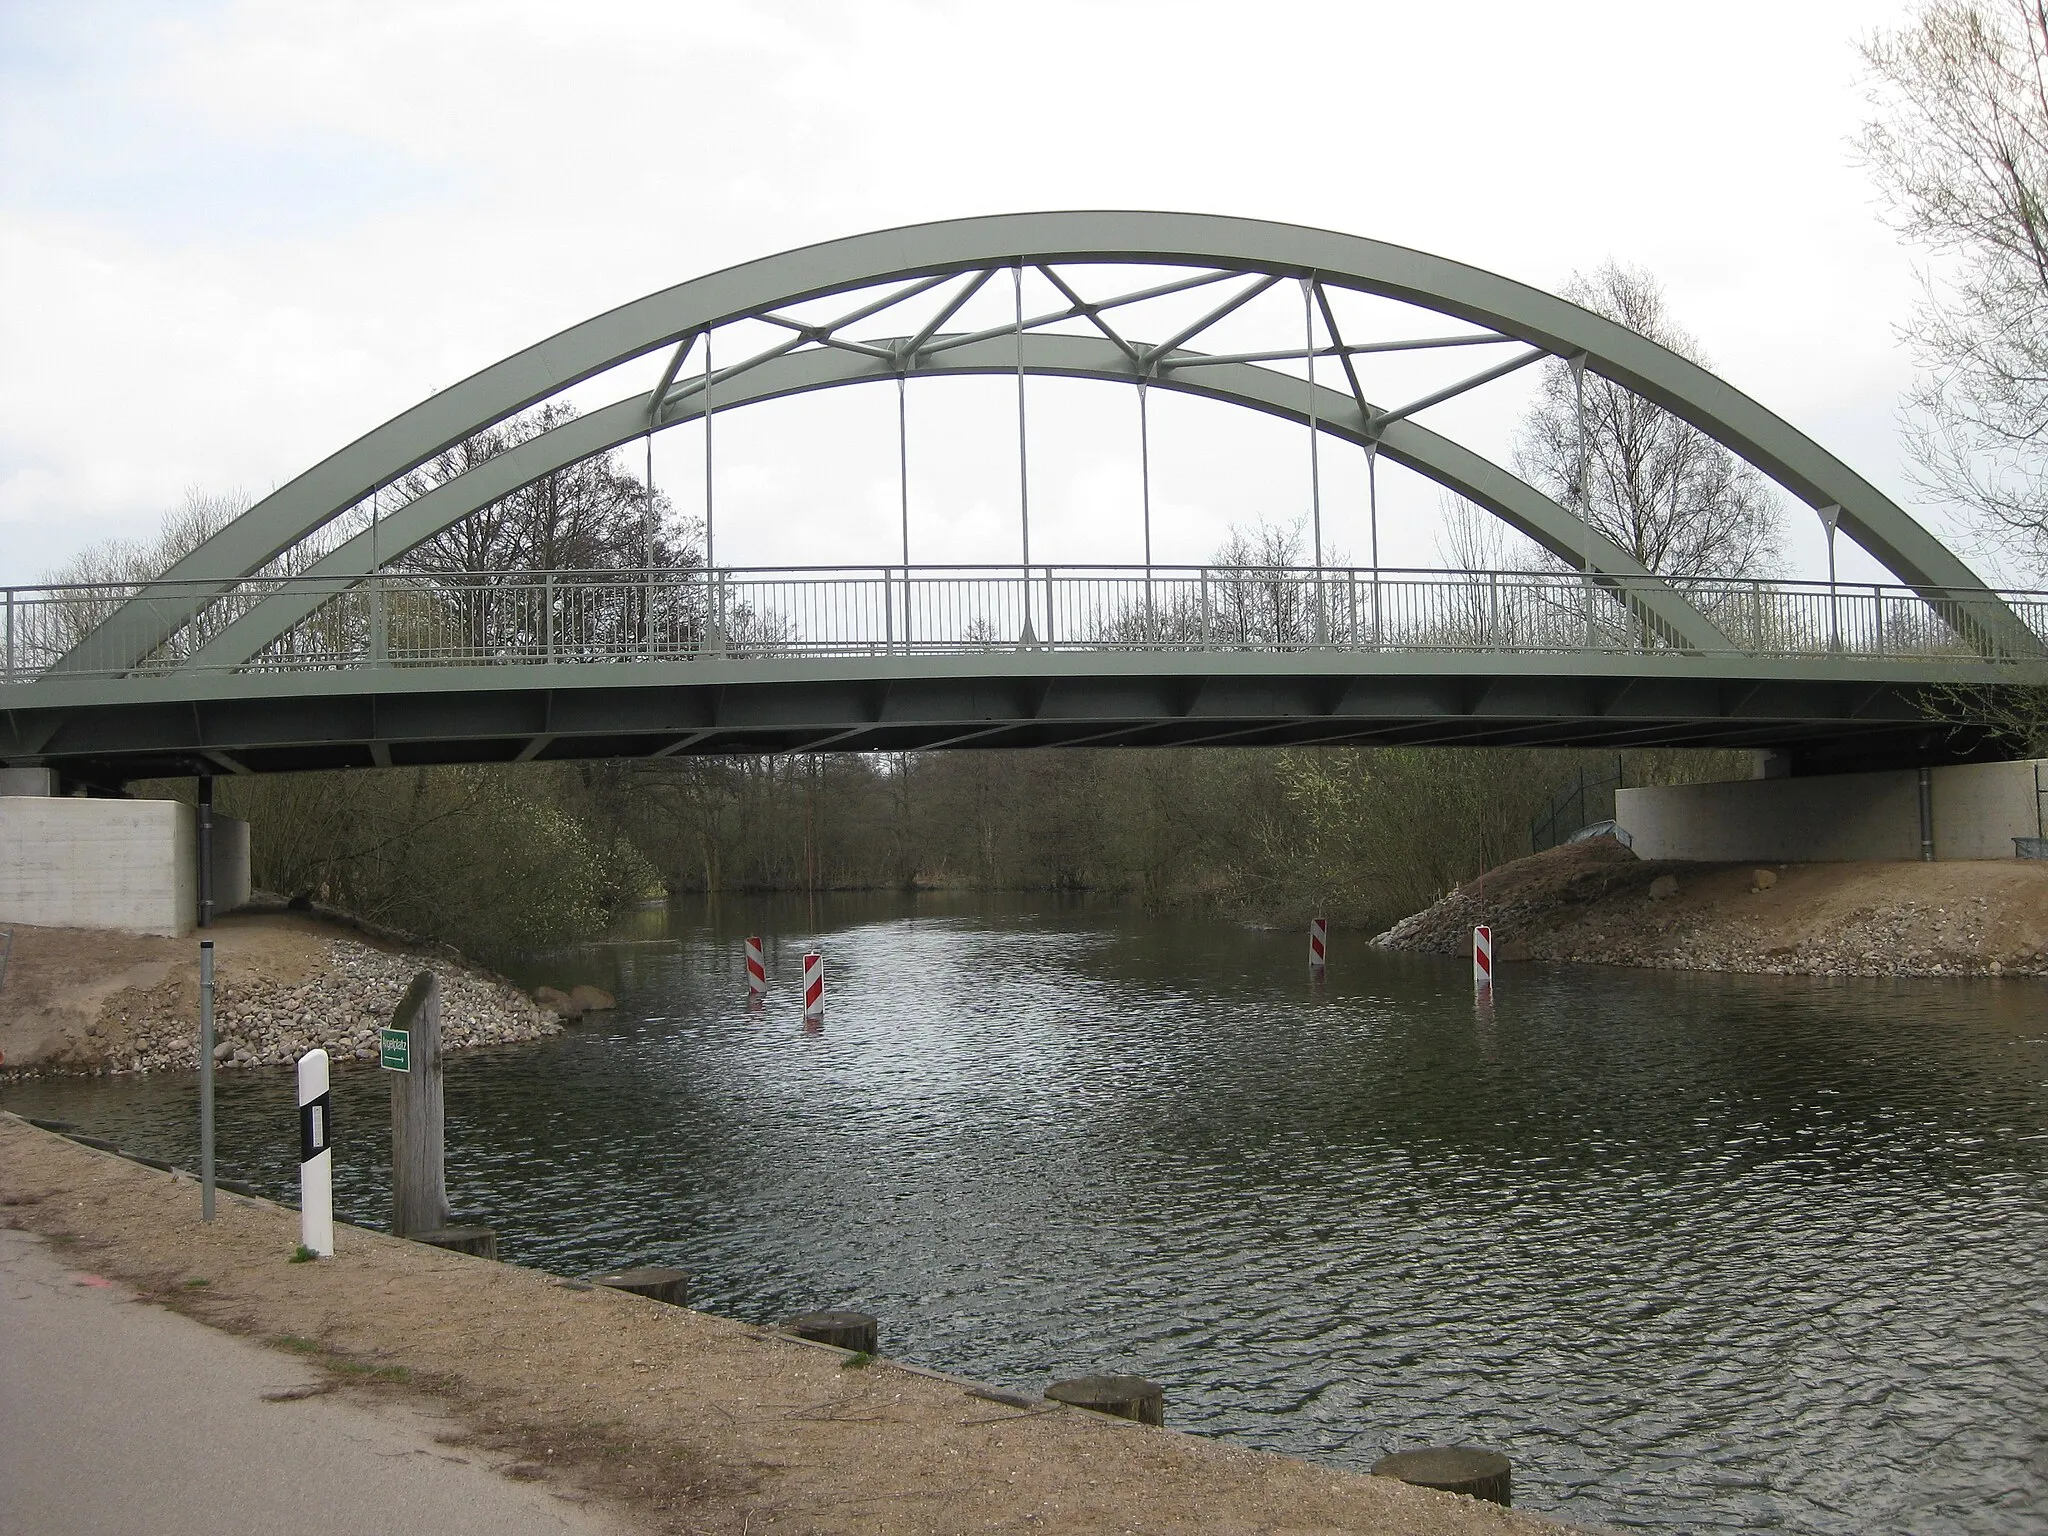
(3, 564), (2044, 683)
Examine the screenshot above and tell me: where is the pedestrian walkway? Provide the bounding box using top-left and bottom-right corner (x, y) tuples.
(0, 1227), (636, 1536)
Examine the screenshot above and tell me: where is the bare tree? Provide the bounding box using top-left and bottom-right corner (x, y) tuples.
(1514, 263), (1780, 583)
(1861, 1), (2048, 572)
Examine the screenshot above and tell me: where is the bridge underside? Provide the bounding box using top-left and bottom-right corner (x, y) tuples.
(1, 656), (2011, 788)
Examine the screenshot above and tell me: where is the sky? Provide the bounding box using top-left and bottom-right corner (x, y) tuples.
(0, 0), (1968, 589)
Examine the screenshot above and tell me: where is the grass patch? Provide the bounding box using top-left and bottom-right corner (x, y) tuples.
(182, 1277), (211, 1288)
(271, 1334), (321, 1355)
(289, 1244), (318, 1263)
(841, 1351), (875, 1370)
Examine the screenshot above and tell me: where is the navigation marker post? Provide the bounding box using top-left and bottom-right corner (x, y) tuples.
(802, 951), (824, 1029)
(296, 1048), (334, 1257)
(1308, 917), (1328, 974)
(1473, 925), (1493, 989)
(745, 936), (767, 997)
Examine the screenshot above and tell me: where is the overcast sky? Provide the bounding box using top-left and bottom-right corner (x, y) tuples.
(0, 0), (1962, 589)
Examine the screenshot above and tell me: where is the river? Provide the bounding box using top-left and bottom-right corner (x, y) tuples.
(5, 892), (2044, 1534)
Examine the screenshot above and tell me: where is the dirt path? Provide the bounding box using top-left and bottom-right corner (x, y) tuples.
(1375, 839), (2048, 977)
(0, 1114), (1558, 1536)
(0, 1224), (634, 1535)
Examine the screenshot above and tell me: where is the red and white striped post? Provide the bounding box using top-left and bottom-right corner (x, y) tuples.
(745, 936), (767, 996)
(1473, 924), (1493, 988)
(1308, 917), (1328, 972)
(802, 951), (824, 1027)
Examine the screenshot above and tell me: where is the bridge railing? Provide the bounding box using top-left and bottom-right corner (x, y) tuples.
(2, 565), (2043, 683)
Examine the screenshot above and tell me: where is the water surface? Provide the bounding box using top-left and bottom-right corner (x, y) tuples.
(8, 893), (2045, 1534)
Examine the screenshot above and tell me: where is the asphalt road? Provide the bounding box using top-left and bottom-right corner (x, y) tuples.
(0, 1226), (635, 1536)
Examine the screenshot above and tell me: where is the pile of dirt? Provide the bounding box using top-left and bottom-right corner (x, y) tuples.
(1374, 838), (2048, 977)
(0, 911), (555, 1077)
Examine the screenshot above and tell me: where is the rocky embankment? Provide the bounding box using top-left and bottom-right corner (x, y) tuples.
(1374, 837), (2048, 977)
(0, 912), (571, 1077)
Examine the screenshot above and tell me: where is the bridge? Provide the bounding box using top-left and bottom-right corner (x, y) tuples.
(3, 210), (2043, 787)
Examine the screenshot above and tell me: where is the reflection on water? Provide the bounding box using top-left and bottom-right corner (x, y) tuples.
(9, 891), (2046, 1535)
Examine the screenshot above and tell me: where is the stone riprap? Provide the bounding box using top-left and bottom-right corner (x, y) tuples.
(92, 939), (557, 1075)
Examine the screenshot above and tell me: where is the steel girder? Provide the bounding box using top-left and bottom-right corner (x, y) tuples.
(57, 210), (2040, 675)
(185, 334), (1732, 667)
(3, 650), (2027, 786)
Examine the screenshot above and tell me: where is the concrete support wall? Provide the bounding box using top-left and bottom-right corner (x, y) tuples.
(0, 799), (250, 935)
(1616, 760), (2046, 863)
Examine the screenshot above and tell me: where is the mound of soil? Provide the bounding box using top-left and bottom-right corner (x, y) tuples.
(1374, 838), (2048, 977)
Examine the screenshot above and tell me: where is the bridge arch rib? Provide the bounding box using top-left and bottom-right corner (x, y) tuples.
(189, 333), (1733, 667)
(67, 209), (2038, 672)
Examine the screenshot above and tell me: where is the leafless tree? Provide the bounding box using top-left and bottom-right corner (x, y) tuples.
(1861, 1), (2048, 573)
(1513, 263), (1781, 583)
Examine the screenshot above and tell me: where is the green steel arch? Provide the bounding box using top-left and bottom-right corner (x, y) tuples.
(59, 209), (2036, 671)
(187, 332), (1732, 667)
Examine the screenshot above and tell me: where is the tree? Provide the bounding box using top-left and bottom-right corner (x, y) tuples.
(1513, 263), (1781, 583)
(1860, 1), (2048, 573)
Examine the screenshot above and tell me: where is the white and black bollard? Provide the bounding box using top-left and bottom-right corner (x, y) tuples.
(297, 1048), (334, 1257)
(802, 950), (824, 1028)
(1473, 924), (1493, 989)
(745, 935), (767, 997)
(1309, 916), (1328, 973)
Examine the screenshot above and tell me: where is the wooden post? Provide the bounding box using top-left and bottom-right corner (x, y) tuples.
(590, 1267), (690, 1306)
(785, 1310), (879, 1353)
(410, 1226), (498, 1260)
(1371, 1447), (1512, 1507)
(388, 970), (449, 1238)
(1045, 1374), (1165, 1426)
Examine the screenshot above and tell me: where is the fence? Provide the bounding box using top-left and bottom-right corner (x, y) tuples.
(3, 564), (2044, 683)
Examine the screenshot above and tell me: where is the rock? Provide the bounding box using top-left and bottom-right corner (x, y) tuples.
(567, 984), (616, 1013)
(535, 985), (578, 1017)
(1751, 868), (1778, 891)
(1648, 874), (1680, 901)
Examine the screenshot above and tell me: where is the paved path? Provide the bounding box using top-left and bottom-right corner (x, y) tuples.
(0, 1227), (636, 1535)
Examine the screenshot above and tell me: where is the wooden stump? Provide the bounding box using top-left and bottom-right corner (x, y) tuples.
(785, 1310), (879, 1353)
(389, 971), (449, 1238)
(1045, 1374), (1165, 1427)
(1371, 1447), (1512, 1507)
(589, 1266), (690, 1306)
(410, 1225), (498, 1260)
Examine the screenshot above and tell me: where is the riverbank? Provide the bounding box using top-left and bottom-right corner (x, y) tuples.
(0, 910), (557, 1077)
(1373, 838), (2048, 975)
(0, 1113), (1552, 1535)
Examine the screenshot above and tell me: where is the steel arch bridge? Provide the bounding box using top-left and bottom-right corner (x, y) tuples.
(4, 210), (2046, 787)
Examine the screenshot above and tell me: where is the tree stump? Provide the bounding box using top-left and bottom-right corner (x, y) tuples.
(1371, 1447), (1512, 1507)
(785, 1310), (879, 1353)
(589, 1266), (690, 1306)
(409, 1226), (498, 1260)
(1045, 1374), (1165, 1427)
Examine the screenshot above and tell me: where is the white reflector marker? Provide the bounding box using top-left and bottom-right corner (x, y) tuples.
(1473, 925), (1493, 988)
(297, 1048), (334, 1257)
(745, 936), (767, 996)
(1309, 917), (1328, 973)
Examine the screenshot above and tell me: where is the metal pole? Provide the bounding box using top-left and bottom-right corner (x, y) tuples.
(1820, 504), (1842, 652)
(1573, 354), (1593, 645)
(197, 773), (214, 930)
(1014, 263), (1034, 642)
(199, 938), (215, 1222)
(1918, 766), (1935, 860)
(645, 431), (657, 653)
(370, 484), (386, 666)
(1303, 278), (1325, 644)
(703, 331), (715, 574)
(1139, 379), (1155, 640)
(898, 372), (912, 649)
(4, 586), (13, 681)
(1366, 439), (1381, 650)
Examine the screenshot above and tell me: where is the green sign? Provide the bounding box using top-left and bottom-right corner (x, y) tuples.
(379, 1027), (410, 1073)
